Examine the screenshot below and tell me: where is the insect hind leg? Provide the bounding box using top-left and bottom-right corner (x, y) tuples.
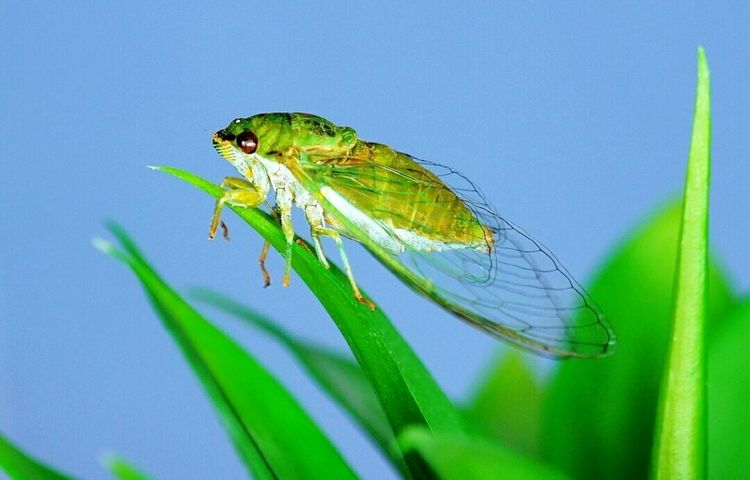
(303, 205), (331, 269)
(311, 225), (376, 311)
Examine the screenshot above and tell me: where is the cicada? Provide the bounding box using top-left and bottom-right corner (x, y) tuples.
(210, 113), (615, 357)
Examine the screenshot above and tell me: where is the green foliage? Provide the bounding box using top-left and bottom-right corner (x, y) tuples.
(537, 199), (734, 480)
(104, 454), (154, 480)
(2, 47), (745, 480)
(96, 226), (357, 480)
(463, 351), (543, 457)
(532, 49), (736, 480)
(652, 46), (712, 480)
(155, 165), (464, 478)
(397, 426), (568, 480)
(0, 432), (75, 480)
(707, 298), (750, 479)
(191, 288), (407, 476)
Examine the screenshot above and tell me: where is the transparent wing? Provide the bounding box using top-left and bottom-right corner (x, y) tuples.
(292, 151), (616, 358)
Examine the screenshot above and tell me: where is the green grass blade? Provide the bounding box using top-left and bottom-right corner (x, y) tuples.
(707, 297), (750, 479)
(155, 166), (464, 476)
(540, 198), (735, 480)
(463, 351), (542, 456)
(652, 46), (711, 480)
(96, 227), (357, 480)
(398, 426), (569, 480)
(191, 289), (409, 476)
(103, 454), (153, 480)
(0, 431), (76, 480)
(540, 51), (732, 480)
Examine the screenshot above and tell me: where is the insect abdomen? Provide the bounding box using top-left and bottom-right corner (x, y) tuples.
(335, 142), (494, 250)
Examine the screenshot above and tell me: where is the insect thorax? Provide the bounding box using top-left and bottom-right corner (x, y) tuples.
(289, 113), (358, 155)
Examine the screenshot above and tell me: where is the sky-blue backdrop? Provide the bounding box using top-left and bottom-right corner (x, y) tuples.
(1, 2), (748, 479)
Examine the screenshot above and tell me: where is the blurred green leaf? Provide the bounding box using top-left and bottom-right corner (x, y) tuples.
(398, 426), (568, 480)
(540, 202), (734, 478)
(652, 46), (711, 480)
(156, 166), (464, 478)
(463, 351), (542, 456)
(0, 431), (75, 480)
(708, 297), (750, 479)
(97, 226), (357, 480)
(192, 289), (409, 477)
(541, 50), (734, 480)
(103, 454), (153, 480)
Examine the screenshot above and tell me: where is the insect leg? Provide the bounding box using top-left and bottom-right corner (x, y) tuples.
(256, 205), (314, 287)
(313, 227), (375, 311)
(258, 240), (271, 287)
(275, 187), (296, 287)
(255, 205), (285, 287)
(209, 176), (266, 239)
(303, 204), (330, 269)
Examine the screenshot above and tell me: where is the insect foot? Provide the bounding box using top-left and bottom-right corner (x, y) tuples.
(356, 295), (377, 311)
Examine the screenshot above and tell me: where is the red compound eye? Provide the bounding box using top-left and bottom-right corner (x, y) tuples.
(236, 130), (258, 154)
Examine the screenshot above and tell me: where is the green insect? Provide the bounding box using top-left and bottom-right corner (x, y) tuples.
(210, 112), (615, 358)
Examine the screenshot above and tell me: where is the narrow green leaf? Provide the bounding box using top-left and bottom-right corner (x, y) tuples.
(398, 426), (569, 480)
(540, 200), (735, 479)
(191, 289), (409, 477)
(708, 297), (750, 479)
(652, 46), (711, 480)
(0, 431), (75, 480)
(155, 166), (464, 477)
(103, 454), (153, 480)
(541, 52), (733, 480)
(97, 227), (357, 480)
(463, 351), (542, 456)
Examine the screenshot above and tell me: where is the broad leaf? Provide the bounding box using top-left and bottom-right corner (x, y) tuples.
(708, 297), (750, 479)
(540, 201), (735, 479)
(463, 351), (542, 456)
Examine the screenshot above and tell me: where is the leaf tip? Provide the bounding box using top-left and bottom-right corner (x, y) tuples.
(103, 220), (134, 247)
(96, 449), (117, 468)
(92, 236), (115, 255)
(696, 47), (710, 81)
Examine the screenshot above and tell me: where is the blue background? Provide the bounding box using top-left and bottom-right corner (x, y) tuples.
(1, 2), (747, 479)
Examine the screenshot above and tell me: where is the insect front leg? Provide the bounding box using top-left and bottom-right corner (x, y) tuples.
(209, 176), (267, 239)
(275, 187), (296, 287)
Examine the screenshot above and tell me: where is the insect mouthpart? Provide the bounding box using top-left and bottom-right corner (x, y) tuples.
(214, 129), (235, 142)
(212, 132), (236, 163)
